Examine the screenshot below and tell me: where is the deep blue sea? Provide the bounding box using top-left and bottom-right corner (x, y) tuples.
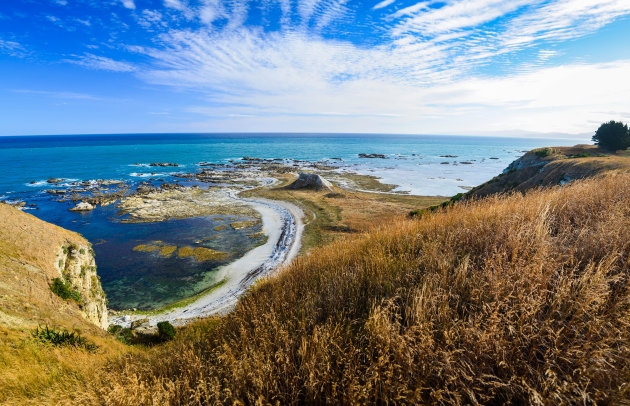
(0, 133), (581, 309)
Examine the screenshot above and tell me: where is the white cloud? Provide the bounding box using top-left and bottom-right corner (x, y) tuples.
(125, 15), (630, 134)
(66, 53), (137, 72)
(58, 0), (630, 134)
(137, 9), (166, 29)
(119, 0), (135, 10)
(373, 0), (396, 10)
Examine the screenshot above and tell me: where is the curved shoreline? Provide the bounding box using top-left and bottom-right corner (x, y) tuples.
(109, 195), (304, 327)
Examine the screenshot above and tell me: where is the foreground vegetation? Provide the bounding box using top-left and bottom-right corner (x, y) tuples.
(67, 171), (630, 405)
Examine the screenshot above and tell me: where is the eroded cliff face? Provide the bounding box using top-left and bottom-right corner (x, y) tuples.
(0, 203), (108, 332)
(54, 242), (108, 329)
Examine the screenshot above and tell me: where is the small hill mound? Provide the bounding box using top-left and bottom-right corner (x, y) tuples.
(287, 172), (333, 191)
(466, 144), (630, 199)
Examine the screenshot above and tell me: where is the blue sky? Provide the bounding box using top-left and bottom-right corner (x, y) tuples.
(1, 0), (629, 137)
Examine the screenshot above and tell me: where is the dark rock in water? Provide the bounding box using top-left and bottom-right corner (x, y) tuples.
(359, 153), (387, 159)
(288, 173), (333, 191)
(460, 161), (474, 165)
(160, 183), (182, 190)
(149, 162), (179, 167)
(440, 155), (458, 158)
(136, 184), (160, 194)
(173, 173), (195, 178)
(440, 162), (450, 165)
(47, 178), (66, 184)
(99, 180), (125, 186)
(242, 157), (272, 162)
(45, 189), (65, 195)
(489, 157), (499, 160)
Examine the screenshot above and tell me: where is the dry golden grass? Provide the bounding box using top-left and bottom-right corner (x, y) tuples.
(469, 144), (630, 199)
(244, 173), (446, 251)
(0, 204), (129, 406)
(78, 172), (630, 405)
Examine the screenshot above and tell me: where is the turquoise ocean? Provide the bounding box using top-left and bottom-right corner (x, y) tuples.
(0, 133), (580, 310)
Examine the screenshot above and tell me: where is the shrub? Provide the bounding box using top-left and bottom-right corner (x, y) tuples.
(534, 147), (553, 157)
(157, 321), (176, 341)
(32, 325), (97, 351)
(568, 152), (591, 158)
(50, 278), (82, 303)
(592, 120), (630, 150)
(108, 325), (135, 345)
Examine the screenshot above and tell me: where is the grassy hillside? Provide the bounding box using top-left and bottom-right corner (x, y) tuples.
(466, 144), (630, 199)
(0, 204), (127, 405)
(80, 172), (630, 405)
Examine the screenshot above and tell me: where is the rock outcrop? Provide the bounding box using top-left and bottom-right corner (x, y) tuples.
(54, 242), (108, 328)
(69, 201), (95, 211)
(287, 173), (333, 191)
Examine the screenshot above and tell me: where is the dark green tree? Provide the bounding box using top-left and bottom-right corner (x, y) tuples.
(592, 120), (630, 150)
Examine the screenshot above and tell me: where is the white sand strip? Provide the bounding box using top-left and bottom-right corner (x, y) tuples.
(109, 196), (304, 327)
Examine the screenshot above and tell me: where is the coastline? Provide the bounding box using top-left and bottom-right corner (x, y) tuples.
(109, 195), (304, 327)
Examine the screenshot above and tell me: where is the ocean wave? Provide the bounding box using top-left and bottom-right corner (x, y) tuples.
(26, 180), (48, 187)
(130, 172), (157, 178)
(2, 199), (24, 205)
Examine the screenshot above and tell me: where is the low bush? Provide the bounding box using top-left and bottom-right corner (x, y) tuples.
(50, 278), (82, 303)
(32, 325), (97, 352)
(533, 147), (553, 157)
(157, 321), (176, 341)
(108, 325), (135, 345)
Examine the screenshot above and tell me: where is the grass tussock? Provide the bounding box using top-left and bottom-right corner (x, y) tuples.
(85, 174), (630, 404)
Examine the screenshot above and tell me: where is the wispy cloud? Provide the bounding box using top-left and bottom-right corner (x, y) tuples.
(11, 89), (102, 100)
(65, 53), (137, 72)
(45, 0), (630, 134)
(373, 0), (396, 10)
(0, 39), (27, 57)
